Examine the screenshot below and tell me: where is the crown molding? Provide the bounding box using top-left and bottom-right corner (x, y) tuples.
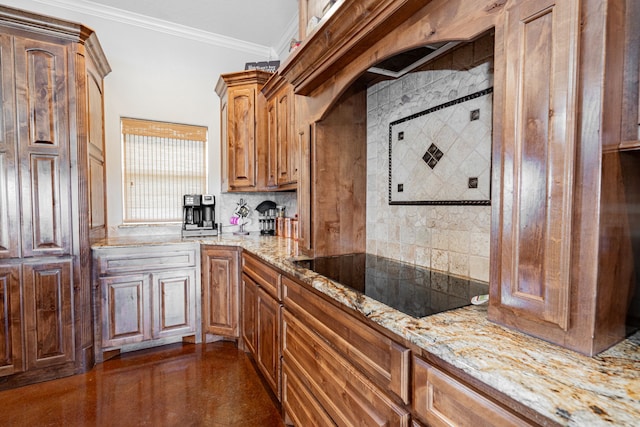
(35, 0), (274, 57)
(274, 11), (299, 61)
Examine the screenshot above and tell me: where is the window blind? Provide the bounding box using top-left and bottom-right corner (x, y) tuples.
(122, 118), (207, 223)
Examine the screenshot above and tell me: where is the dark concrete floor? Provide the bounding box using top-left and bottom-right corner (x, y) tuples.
(0, 341), (285, 426)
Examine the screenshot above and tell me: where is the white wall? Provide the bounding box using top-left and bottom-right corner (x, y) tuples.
(4, 0), (292, 235)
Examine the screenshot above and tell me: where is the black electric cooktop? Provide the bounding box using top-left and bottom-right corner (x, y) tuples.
(296, 253), (489, 318)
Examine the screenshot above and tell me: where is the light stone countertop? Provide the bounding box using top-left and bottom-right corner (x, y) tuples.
(92, 233), (640, 427)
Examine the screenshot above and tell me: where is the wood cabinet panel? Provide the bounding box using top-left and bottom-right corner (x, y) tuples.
(277, 88), (295, 186)
(101, 274), (150, 348)
(267, 97), (278, 188)
(494, 0), (577, 331)
(257, 285), (281, 399)
(202, 246), (239, 338)
(153, 269), (197, 339)
(0, 265), (22, 377)
(241, 273), (258, 355)
(23, 260), (74, 370)
(413, 356), (531, 427)
(282, 309), (410, 426)
(282, 275), (410, 403)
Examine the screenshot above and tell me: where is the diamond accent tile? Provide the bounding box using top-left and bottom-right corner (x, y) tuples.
(423, 143), (444, 169)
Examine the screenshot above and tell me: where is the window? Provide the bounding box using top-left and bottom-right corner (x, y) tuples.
(122, 118), (207, 223)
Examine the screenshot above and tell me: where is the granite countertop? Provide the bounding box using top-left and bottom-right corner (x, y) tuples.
(92, 233), (640, 426)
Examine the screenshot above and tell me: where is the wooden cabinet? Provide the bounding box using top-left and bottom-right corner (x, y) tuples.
(412, 356), (532, 427)
(263, 74), (298, 190)
(282, 310), (410, 426)
(0, 6), (110, 389)
(93, 244), (201, 361)
(215, 70), (272, 192)
(281, 275), (411, 425)
(241, 252), (282, 399)
(201, 246), (240, 338)
(282, 275), (410, 403)
(489, 0), (636, 355)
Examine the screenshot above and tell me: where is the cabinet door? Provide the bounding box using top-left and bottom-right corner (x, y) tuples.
(202, 246), (239, 337)
(277, 88), (293, 185)
(266, 97), (278, 188)
(0, 34), (18, 260)
(0, 265), (22, 376)
(241, 273), (258, 355)
(490, 0), (579, 333)
(14, 37), (71, 257)
(152, 269), (197, 339)
(23, 260), (74, 369)
(257, 286), (281, 399)
(228, 87), (256, 188)
(101, 273), (151, 348)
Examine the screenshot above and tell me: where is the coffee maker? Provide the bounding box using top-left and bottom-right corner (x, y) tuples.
(182, 194), (218, 237)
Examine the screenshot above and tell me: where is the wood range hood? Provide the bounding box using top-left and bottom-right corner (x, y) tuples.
(278, 0), (640, 356)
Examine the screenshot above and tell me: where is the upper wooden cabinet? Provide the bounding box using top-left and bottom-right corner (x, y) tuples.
(0, 5), (110, 389)
(215, 70), (271, 192)
(262, 74), (298, 190)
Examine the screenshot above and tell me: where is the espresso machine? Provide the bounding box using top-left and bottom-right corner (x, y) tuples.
(182, 194), (218, 237)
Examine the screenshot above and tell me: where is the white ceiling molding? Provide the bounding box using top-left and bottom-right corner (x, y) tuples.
(273, 11), (299, 61)
(34, 0), (274, 57)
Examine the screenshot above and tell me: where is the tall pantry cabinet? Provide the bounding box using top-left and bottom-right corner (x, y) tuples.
(0, 6), (110, 389)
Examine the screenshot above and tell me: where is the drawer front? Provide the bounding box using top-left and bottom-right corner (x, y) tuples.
(283, 363), (336, 427)
(282, 275), (410, 403)
(242, 252), (280, 300)
(283, 310), (410, 427)
(96, 245), (197, 275)
(413, 356), (532, 427)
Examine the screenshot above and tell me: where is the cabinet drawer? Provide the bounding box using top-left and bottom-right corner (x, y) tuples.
(282, 275), (410, 403)
(242, 252), (280, 300)
(96, 245), (197, 275)
(283, 310), (410, 426)
(283, 363), (336, 427)
(413, 356), (532, 427)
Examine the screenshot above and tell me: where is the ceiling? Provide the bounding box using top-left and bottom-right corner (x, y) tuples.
(68, 0), (299, 50)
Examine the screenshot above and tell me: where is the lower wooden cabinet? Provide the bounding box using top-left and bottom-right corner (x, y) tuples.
(283, 310), (411, 426)
(241, 252), (282, 400)
(0, 260), (76, 387)
(201, 246), (240, 338)
(93, 244), (201, 360)
(412, 356), (532, 427)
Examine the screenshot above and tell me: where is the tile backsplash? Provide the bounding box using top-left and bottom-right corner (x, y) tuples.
(366, 35), (494, 282)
